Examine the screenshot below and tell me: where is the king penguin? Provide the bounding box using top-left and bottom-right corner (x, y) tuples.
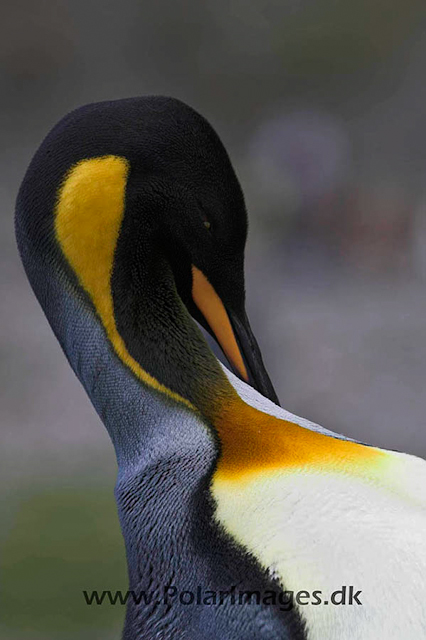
(15, 96), (426, 640)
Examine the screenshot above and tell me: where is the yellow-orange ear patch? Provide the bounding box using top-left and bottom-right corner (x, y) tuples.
(54, 155), (195, 411)
(55, 155), (129, 334)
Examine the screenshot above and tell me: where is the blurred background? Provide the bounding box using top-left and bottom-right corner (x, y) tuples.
(2, 0), (426, 637)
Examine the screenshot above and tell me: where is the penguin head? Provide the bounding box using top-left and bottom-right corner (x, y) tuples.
(18, 96), (279, 406)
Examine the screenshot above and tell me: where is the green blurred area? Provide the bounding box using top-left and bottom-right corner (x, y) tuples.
(275, 0), (425, 76)
(1, 481), (126, 639)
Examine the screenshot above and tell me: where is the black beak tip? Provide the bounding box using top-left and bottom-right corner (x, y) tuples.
(227, 308), (280, 406)
(248, 369), (280, 407)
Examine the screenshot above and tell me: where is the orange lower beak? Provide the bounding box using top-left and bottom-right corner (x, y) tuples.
(191, 265), (280, 405)
(191, 265), (249, 382)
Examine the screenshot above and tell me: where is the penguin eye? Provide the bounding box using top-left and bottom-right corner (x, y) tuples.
(200, 211), (212, 231)
(196, 197), (212, 232)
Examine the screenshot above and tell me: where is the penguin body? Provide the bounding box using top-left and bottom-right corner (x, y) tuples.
(16, 97), (426, 640)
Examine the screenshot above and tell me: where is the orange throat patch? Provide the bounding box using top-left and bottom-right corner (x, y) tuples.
(212, 396), (388, 482)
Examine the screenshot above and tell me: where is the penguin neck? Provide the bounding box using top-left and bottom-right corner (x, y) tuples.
(41, 153), (234, 440)
(36, 250), (231, 468)
(110, 242), (237, 423)
(17, 151), (241, 466)
(81, 254), (237, 463)
(18, 216), (230, 468)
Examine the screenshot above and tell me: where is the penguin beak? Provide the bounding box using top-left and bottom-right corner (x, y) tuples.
(191, 266), (280, 405)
